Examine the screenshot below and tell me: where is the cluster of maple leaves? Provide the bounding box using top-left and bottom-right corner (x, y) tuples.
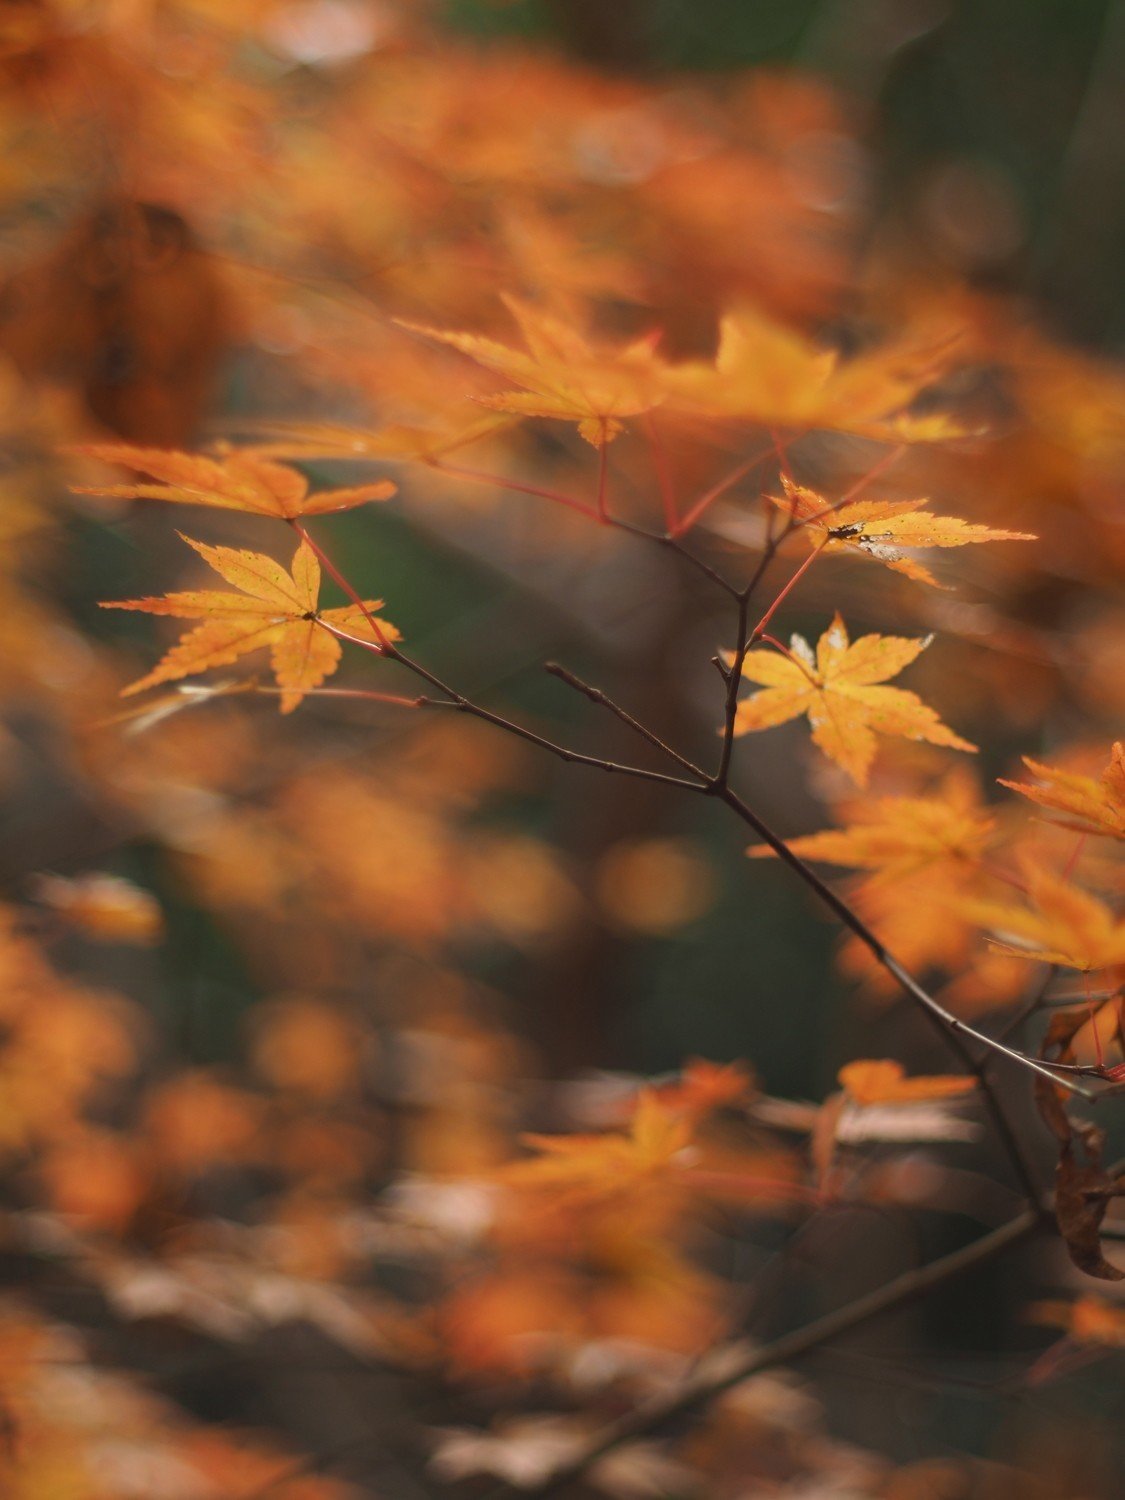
(0, 2), (1122, 1498)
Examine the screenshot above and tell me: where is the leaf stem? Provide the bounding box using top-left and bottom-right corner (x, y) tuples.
(644, 413), (679, 533)
(425, 459), (601, 520)
(747, 539), (826, 643)
(671, 442), (777, 537)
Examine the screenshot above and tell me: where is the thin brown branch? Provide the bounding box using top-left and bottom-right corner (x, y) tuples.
(671, 441), (777, 537)
(543, 662), (707, 781)
(714, 589), (751, 788)
(317, 622), (705, 793)
(518, 1208), (1040, 1496)
(711, 785), (1101, 1103)
(608, 514), (740, 596)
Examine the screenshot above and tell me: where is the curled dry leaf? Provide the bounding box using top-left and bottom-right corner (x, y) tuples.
(1053, 1120), (1124, 1282)
(731, 613), (975, 786)
(1036, 1008), (1125, 1280)
(2, 199), (227, 446)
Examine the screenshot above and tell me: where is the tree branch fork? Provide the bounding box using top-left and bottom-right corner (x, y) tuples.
(276, 453), (1119, 1495)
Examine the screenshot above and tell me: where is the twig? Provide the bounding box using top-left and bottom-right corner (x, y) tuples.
(543, 662), (707, 781)
(748, 539), (827, 643)
(711, 785), (1100, 1103)
(644, 413), (679, 533)
(595, 429), (609, 521)
(317, 622), (704, 794)
(608, 514), (740, 597)
(518, 1209), (1040, 1496)
(714, 589), (751, 789)
(425, 458), (600, 520)
(671, 442), (777, 537)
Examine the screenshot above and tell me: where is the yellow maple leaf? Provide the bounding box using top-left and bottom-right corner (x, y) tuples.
(100, 535), (399, 713)
(397, 295), (667, 446)
(747, 768), (995, 879)
(837, 1059), (978, 1105)
(731, 614), (976, 786)
(769, 476), (1033, 587)
(956, 861), (1125, 972)
(665, 305), (967, 440)
(70, 443), (397, 517)
(1000, 743), (1125, 843)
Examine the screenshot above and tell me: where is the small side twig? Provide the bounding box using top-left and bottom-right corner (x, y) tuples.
(543, 662), (707, 781)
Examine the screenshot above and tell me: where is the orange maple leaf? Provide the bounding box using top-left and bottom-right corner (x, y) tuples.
(1000, 744), (1125, 843)
(101, 535), (399, 713)
(837, 1059), (978, 1106)
(506, 1090), (693, 1200)
(747, 769), (995, 880)
(731, 614), (976, 786)
(956, 861), (1125, 972)
(665, 306), (967, 440)
(653, 1058), (754, 1119)
(233, 414), (513, 466)
(69, 443), (397, 517)
(398, 296), (667, 446)
(505, 1089), (796, 1214)
(769, 477), (1033, 587)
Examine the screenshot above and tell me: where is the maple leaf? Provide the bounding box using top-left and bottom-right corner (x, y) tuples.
(747, 769), (995, 881)
(665, 306), (967, 440)
(397, 295), (667, 446)
(956, 861), (1125, 971)
(1000, 743), (1125, 842)
(837, 1059), (977, 1106)
(100, 535), (399, 713)
(69, 443), (396, 517)
(731, 614), (976, 786)
(233, 414), (513, 465)
(504, 1090), (796, 1215)
(769, 477), (1033, 587)
(506, 1090), (694, 1200)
